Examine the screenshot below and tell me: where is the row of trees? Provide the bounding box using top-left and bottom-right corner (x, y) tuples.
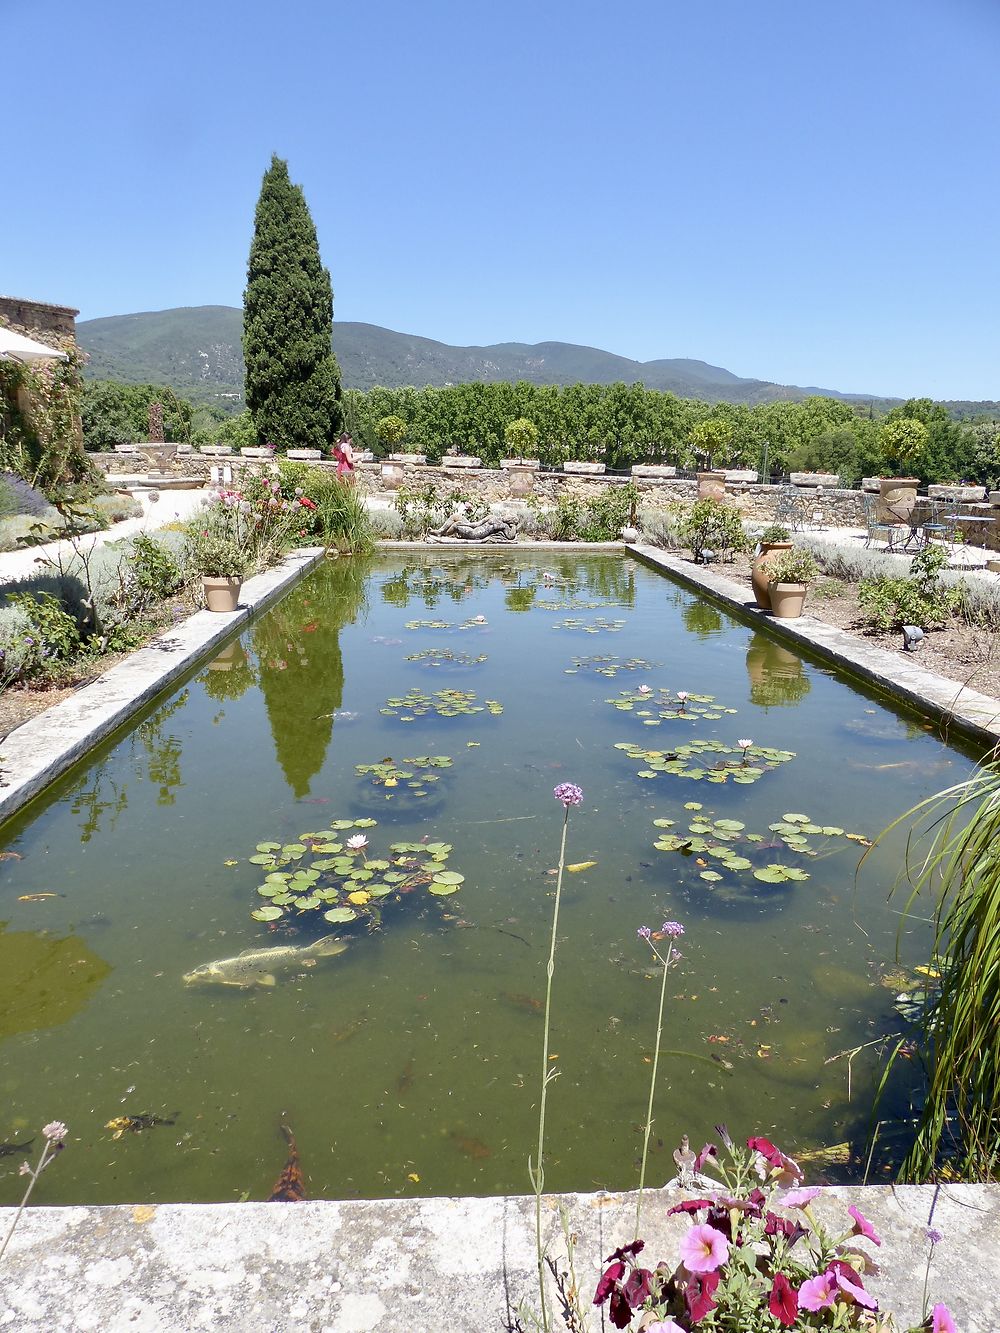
(80, 375), (1000, 488)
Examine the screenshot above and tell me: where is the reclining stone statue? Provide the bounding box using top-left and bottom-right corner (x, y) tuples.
(426, 511), (517, 543)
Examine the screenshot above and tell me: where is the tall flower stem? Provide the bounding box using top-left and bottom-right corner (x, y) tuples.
(532, 787), (580, 1333)
(0, 1124), (67, 1269)
(635, 934), (676, 1239)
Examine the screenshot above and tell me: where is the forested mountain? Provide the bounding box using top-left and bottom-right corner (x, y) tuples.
(77, 305), (899, 410)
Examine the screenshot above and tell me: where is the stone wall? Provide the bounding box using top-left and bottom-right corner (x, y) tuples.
(0, 293), (79, 348)
(90, 453), (871, 527)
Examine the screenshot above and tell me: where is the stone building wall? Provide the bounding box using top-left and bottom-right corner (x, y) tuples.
(0, 294), (79, 348)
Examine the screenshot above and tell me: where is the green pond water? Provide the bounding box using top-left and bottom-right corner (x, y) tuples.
(0, 551), (982, 1205)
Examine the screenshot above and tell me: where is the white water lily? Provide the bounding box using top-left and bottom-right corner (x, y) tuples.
(345, 834), (369, 852)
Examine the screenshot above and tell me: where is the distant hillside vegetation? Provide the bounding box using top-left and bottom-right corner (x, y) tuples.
(78, 305), (902, 409)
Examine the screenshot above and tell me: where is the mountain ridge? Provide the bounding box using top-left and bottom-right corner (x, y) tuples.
(77, 304), (894, 409)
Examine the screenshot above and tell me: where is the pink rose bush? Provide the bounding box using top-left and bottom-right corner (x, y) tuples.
(592, 1128), (957, 1331)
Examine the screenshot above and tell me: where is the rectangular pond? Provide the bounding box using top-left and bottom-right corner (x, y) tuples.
(0, 551), (982, 1204)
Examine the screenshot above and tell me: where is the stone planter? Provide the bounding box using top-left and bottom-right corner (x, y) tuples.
(355, 451), (375, 464)
(240, 447), (272, 459)
(287, 448), (322, 461)
(202, 576), (242, 613)
(388, 453), (427, 465)
(751, 541), (793, 610)
(790, 472), (839, 488)
(199, 445), (233, 456)
(861, 477), (883, 492)
(563, 461), (605, 474)
(631, 464), (677, 479)
(381, 461), (405, 490)
(697, 471), (727, 501)
(877, 477), (921, 525)
(441, 456), (482, 469)
(507, 467), (534, 497)
(176, 444), (193, 455)
(113, 443), (140, 454)
(927, 484), (987, 504)
(724, 469), (758, 483)
(768, 581), (808, 619)
(500, 458), (540, 471)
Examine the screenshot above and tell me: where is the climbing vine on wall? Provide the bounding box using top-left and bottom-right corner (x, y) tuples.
(0, 340), (94, 494)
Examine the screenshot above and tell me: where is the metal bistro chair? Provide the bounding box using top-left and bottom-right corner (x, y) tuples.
(919, 498), (951, 549)
(773, 485), (807, 533)
(861, 491), (899, 550)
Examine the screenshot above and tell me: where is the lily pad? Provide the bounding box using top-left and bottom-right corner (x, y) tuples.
(239, 815), (467, 935)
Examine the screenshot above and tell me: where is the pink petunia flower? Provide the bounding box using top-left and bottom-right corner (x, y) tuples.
(780, 1186), (821, 1209)
(829, 1260), (877, 1309)
(679, 1223), (729, 1274)
(932, 1305), (957, 1333)
(848, 1204), (882, 1246)
(645, 1322), (686, 1333)
(798, 1270), (838, 1312)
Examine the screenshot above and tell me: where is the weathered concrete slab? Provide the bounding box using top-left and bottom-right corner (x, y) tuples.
(631, 544), (1000, 747)
(0, 549), (323, 827)
(0, 1184), (993, 1331)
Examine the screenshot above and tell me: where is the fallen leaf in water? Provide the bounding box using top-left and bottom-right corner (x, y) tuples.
(466, 741), (480, 748)
(223, 860), (238, 867)
(0, 852), (23, 862)
(18, 894), (57, 902)
(407, 1172), (420, 1183)
(567, 861), (597, 873)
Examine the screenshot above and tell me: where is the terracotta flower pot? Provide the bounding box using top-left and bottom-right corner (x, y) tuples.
(768, 582), (808, 619)
(751, 541), (793, 610)
(202, 576), (242, 613)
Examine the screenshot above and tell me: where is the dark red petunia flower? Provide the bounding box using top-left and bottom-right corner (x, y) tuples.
(623, 1267), (653, 1306)
(685, 1269), (720, 1323)
(747, 1135), (783, 1166)
(593, 1260), (624, 1305)
(769, 1273), (799, 1326)
(668, 1198), (716, 1216)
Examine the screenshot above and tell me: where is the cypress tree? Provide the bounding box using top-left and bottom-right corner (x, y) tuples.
(243, 155), (343, 448)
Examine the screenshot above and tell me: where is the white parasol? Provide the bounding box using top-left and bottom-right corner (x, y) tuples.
(0, 327), (69, 363)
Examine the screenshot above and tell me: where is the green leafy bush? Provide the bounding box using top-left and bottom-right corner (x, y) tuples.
(5, 591), (81, 669)
(504, 417), (539, 457)
(767, 547), (819, 585)
(858, 543), (960, 631)
(675, 498), (748, 561)
(376, 414), (408, 452)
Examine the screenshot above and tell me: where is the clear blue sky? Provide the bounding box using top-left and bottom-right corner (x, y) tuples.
(4, 0), (999, 399)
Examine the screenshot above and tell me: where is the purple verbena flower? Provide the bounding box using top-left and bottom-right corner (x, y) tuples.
(553, 783), (583, 806)
(637, 925), (652, 939)
(926, 1226), (943, 1245)
(661, 921), (685, 937)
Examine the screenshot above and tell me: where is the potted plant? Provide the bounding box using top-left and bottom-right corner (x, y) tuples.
(186, 503), (253, 612)
(766, 546), (819, 619)
(876, 417), (928, 524)
(502, 417), (541, 470)
(750, 523), (792, 610)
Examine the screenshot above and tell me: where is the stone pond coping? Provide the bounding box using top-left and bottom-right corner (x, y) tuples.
(0, 548), (324, 828)
(630, 544), (1000, 749)
(0, 1183), (994, 1330)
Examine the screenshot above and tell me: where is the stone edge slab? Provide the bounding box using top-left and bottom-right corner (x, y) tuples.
(0, 1184), (995, 1331)
(0, 548), (324, 828)
(630, 543), (1000, 749)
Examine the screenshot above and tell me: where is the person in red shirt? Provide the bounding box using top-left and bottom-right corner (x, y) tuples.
(333, 432), (356, 483)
